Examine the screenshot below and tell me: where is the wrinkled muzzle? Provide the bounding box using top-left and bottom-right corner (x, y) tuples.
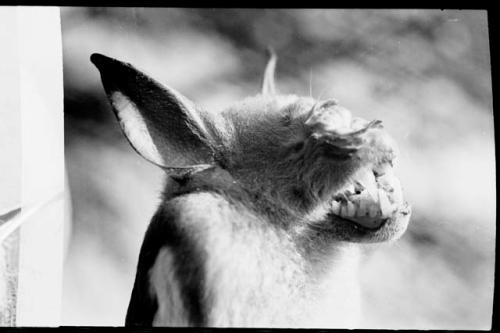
(304, 100), (410, 233)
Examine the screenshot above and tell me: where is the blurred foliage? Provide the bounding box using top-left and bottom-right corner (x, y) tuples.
(61, 8), (494, 329)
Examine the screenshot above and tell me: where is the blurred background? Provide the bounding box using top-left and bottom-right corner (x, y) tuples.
(61, 8), (495, 329)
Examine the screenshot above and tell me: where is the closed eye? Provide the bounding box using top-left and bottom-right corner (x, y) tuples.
(292, 142), (304, 153)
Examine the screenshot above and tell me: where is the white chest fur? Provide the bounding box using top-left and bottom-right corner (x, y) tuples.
(149, 193), (362, 328)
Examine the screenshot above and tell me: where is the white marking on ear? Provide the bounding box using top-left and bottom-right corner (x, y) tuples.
(261, 49), (277, 96)
(150, 247), (190, 326)
(110, 91), (165, 168)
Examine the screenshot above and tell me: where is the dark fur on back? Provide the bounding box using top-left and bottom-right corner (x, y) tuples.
(126, 203), (206, 325)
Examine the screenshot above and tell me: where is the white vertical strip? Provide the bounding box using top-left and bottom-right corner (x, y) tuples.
(0, 7), (22, 326)
(15, 7), (64, 326)
(0, 8), (22, 216)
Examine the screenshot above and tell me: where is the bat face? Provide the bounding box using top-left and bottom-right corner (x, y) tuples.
(204, 94), (411, 242)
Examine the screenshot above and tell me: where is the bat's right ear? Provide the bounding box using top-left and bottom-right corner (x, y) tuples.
(90, 53), (216, 175)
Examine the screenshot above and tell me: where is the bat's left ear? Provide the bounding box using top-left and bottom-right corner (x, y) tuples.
(261, 48), (277, 96)
(90, 53), (217, 175)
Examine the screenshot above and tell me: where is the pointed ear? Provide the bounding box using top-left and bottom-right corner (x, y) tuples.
(261, 47), (277, 96)
(90, 53), (215, 174)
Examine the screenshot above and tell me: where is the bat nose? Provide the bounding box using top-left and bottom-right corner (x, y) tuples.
(362, 126), (400, 164)
(305, 101), (398, 164)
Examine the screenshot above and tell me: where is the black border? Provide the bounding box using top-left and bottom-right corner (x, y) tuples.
(0, 5), (496, 333)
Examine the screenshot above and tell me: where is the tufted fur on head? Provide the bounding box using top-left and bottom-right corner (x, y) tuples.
(91, 51), (411, 328)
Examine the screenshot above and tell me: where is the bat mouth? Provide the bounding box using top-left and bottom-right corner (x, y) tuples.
(328, 162), (410, 233)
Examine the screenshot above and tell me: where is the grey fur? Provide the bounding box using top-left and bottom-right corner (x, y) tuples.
(91, 52), (411, 327)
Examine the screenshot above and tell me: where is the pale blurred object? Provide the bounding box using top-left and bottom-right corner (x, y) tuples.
(0, 7), (65, 326)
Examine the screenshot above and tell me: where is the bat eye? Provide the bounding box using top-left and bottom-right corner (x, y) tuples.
(293, 142), (304, 152)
